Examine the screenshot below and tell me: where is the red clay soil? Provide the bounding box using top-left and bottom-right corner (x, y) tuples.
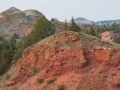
(2, 31), (120, 90)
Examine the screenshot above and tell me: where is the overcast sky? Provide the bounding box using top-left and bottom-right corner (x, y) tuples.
(0, 0), (120, 21)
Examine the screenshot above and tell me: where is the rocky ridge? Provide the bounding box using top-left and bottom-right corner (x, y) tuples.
(1, 31), (120, 90)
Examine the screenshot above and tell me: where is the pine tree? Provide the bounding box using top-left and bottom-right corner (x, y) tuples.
(0, 34), (18, 75)
(0, 40), (11, 75)
(13, 33), (19, 39)
(69, 17), (80, 32)
(9, 36), (16, 60)
(28, 15), (55, 44)
(89, 27), (96, 36)
(10, 36), (16, 45)
(63, 19), (68, 31)
(95, 27), (100, 37)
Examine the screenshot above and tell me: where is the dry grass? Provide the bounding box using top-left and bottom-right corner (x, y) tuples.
(0, 63), (20, 89)
(35, 31), (120, 49)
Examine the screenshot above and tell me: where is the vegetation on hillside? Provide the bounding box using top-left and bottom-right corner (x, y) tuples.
(89, 27), (96, 36)
(69, 17), (80, 32)
(0, 15), (55, 75)
(63, 17), (80, 32)
(63, 19), (68, 31)
(0, 36), (17, 75)
(82, 23), (120, 39)
(96, 23), (120, 33)
(114, 33), (120, 44)
(14, 15), (55, 59)
(1, 15), (120, 75)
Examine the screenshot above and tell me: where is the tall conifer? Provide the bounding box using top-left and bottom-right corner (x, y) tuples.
(69, 17), (80, 32)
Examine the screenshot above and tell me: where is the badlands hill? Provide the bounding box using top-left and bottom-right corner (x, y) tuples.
(24, 9), (42, 22)
(0, 7), (64, 38)
(0, 7), (42, 37)
(1, 31), (120, 90)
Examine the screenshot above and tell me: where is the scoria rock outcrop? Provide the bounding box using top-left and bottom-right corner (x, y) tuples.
(1, 31), (120, 90)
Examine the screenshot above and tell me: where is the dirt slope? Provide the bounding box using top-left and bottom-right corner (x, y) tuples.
(1, 31), (120, 90)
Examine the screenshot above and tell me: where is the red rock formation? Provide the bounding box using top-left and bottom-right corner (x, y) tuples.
(2, 31), (120, 90)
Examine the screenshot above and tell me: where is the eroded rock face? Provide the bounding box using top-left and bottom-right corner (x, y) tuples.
(99, 31), (118, 42)
(24, 9), (42, 22)
(0, 7), (27, 29)
(3, 32), (120, 90)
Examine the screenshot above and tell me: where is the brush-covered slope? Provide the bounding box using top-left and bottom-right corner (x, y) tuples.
(1, 31), (120, 90)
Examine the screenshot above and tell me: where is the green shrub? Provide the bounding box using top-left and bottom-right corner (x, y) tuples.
(58, 84), (65, 90)
(33, 67), (40, 73)
(117, 67), (120, 70)
(37, 78), (44, 83)
(47, 78), (57, 84)
(42, 85), (48, 90)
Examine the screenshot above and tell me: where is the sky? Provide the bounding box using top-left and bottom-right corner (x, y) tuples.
(0, 0), (120, 22)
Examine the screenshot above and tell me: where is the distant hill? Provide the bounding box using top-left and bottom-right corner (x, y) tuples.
(70, 17), (120, 25)
(70, 17), (95, 24)
(0, 7), (43, 37)
(95, 19), (120, 25)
